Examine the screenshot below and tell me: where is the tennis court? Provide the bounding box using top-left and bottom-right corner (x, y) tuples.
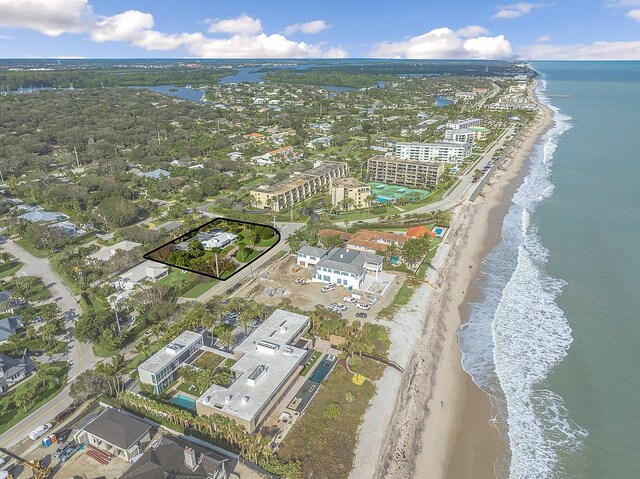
(368, 182), (430, 202)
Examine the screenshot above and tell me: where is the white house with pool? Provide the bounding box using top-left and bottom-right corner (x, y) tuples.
(307, 247), (384, 291)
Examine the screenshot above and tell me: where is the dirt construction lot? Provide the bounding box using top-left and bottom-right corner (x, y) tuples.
(250, 257), (404, 322)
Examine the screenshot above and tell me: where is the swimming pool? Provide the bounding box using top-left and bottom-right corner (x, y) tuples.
(435, 228), (443, 235)
(309, 357), (336, 384)
(171, 392), (197, 410)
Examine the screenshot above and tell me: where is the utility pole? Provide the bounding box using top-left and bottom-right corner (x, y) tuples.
(215, 252), (220, 278)
(73, 146), (80, 168)
(157, 131), (161, 146)
(273, 215), (276, 229)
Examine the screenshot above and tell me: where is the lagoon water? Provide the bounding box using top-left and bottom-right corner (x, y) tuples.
(459, 61), (640, 478)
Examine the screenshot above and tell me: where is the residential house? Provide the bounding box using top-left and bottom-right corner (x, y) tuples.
(76, 408), (153, 462)
(142, 169), (171, 180)
(88, 241), (142, 262)
(120, 435), (228, 479)
(0, 351), (34, 394)
(138, 331), (204, 394)
(296, 245), (329, 268)
(406, 225), (437, 239)
(196, 310), (310, 432)
(0, 315), (23, 343)
(309, 247), (384, 291)
(345, 230), (408, 254)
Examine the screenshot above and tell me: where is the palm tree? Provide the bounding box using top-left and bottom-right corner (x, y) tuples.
(216, 328), (235, 351)
(134, 336), (151, 358)
(237, 309), (254, 336)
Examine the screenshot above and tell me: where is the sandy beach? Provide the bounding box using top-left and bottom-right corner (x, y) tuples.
(350, 81), (554, 479)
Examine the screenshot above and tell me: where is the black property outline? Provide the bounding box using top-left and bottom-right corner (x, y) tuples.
(143, 217), (281, 281)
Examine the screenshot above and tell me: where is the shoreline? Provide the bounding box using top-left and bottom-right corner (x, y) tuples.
(350, 80), (554, 479)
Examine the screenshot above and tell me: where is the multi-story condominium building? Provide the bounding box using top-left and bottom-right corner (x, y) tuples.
(446, 118), (482, 130)
(138, 331), (204, 394)
(444, 128), (476, 144)
(394, 142), (472, 165)
(367, 155), (444, 189)
(196, 310), (311, 432)
(330, 177), (372, 210)
(251, 161), (348, 212)
(303, 246), (384, 291)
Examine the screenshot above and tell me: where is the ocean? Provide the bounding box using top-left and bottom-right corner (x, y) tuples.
(458, 61), (640, 479)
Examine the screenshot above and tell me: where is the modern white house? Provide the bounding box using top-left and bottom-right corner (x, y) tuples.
(196, 310), (310, 432)
(303, 247), (384, 291)
(108, 260), (169, 305)
(138, 330), (204, 394)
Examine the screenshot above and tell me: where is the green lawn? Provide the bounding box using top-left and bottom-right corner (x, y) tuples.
(257, 236), (278, 247)
(49, 262), (81, 295)
(15, 238), (49, 258)
(272, 250), (288, 261)
(183, 279), (218, 298)
(0, 362), (69, 435)
(235, 248), (261, 263)
(192, 351), (225, 370)
(92, 343), (121, 358)
(277, 359), (385, 479)
(0, 262), (22, 279)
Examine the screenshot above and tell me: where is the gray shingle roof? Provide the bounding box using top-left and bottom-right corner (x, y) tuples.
(120, 435), (227, 479)
(298, 245), (328, 258)
(83, 408), (151, 450)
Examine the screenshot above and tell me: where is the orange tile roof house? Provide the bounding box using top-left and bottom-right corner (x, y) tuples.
(346, 229), (408, 254)
(406, 225), (436, 239)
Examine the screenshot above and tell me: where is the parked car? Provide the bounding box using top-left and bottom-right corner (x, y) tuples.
(226, 283), (241, 295)
(54, 404), (78, 423)
(343, 296), (357, 303)
(29, 422), (52, 440)
(329, 302), (347, 311)
(356, 312), (368, 319)
(59, 444), (78, 463)
(53, 443), (73, 459)
(368, 295), (379, 306)
(356, 303), (371, 310)
(320, 285), (335, 293)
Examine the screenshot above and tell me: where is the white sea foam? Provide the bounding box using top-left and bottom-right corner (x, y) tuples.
(459, 79), (587, 478)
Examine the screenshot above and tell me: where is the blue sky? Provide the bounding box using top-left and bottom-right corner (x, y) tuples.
(1, 0), (639, 59)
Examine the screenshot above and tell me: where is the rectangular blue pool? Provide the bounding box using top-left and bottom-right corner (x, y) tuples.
(309, 356), (336, 384)
(171, 392), (197, 410)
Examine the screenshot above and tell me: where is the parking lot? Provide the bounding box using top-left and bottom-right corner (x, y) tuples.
(250, 257), (403, 322)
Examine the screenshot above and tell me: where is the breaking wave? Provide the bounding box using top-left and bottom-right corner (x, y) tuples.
(458, 79), (587, 478)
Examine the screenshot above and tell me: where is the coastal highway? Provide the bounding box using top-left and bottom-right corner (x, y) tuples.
(0, 239), (100, 450)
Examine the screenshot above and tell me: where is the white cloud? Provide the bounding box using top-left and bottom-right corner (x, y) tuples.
(604, 0), (640, 7)
(0, 0), (91, 36)
(369, 26), (512, 59)
(520, 40), (640, 59)
(536, 34), (551, 42)
(284, 20), (330, 35)
(207, 14), (262, 35)
(493, 2), (549, 19)
(456, 25), (490, 37)
(626, 7), (640, 19)
(0, 1), (345, 57)
(186, 33), (347, 58)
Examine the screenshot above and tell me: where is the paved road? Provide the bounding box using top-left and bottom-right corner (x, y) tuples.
(0, 239), (100, 449)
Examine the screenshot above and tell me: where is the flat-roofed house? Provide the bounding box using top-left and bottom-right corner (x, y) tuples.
(138, 331), (204, 394)
(196, 309), (310, 432)
(76, 408), (152, 462)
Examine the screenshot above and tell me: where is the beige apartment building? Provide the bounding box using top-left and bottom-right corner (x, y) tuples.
(367, 155), (443, 190)
(251, 161), (348, 212)
(330, 177), (372, 210)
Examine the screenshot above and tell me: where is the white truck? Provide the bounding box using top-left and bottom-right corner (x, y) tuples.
(28, 422), (52, 440)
